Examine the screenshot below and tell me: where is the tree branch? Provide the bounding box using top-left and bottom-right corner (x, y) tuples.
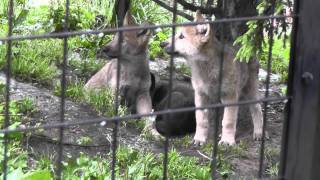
(176, 0), (221, 16)
(151, 0), (194, 21)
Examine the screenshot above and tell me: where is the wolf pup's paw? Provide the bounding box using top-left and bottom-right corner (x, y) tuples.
(253, 131), (269, 141)
(219, 136), (236, 146)
(143, 125), (163, 141)
(193, 134), (207, 146)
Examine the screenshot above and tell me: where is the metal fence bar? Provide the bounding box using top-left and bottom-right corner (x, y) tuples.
(0, 97), (289, 134)
(163, 1), (178, 179)
(2, 0), (14, 179)
(211, 0), (226, 178)
(258, 0), (276, 177)
(56, 0), (70, 179)
(279, 0), (320, 179)
(110, 23), (123, 180)
(279, 0), (299, 177)
(0, 15), (295, 42)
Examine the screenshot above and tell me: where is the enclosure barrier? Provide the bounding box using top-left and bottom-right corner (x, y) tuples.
(1, 0), (319, 179)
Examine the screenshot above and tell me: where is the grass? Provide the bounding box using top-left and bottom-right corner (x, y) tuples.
(12, 146), (211, 180)
(263, 146), (280, 177)
(0, 39), (62, 85)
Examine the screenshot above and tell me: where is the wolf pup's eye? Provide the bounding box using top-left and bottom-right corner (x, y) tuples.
(179, 33), (185, 39)
(137, 29), (148, 37)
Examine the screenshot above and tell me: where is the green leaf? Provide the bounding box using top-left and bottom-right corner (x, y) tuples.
(23, 170), (52, 180)
(14, 9), (29, 27)
(7, 168), (24, 180)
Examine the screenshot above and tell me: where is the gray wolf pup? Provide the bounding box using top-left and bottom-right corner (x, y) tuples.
(85, 12), (157, 134)
(161, 11), (263, 145)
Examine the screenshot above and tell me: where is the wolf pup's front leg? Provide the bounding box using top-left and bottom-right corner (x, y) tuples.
(136, 90), (161, 138)
(219, 95), (239, 145)
(193, 90), (211, 145)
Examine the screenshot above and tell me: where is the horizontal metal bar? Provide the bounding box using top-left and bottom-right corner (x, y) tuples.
(0, 96), (289, 134)
(0, 15), (296, 42)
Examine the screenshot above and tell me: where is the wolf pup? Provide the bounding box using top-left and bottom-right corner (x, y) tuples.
(85, 12), (157, 135)
(150, 73), (196, 137)
(160, 11), (263, 145)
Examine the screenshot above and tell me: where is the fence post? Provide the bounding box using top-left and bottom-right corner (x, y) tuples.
(280, 0), (320, 179)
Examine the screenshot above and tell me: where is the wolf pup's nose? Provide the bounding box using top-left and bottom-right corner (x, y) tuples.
(102, 46), (110, 53)
(160, 41), (169, 48)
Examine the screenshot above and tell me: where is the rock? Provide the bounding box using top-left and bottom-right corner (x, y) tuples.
(259, 68), (282, 83)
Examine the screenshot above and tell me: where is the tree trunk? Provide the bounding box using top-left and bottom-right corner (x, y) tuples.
(216, 0), (257, 42)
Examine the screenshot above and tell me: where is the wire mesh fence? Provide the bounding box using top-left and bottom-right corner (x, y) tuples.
(0, 0), (298, 179)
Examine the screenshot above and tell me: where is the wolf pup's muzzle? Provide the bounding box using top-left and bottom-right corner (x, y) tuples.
(160, 41), (179, 55)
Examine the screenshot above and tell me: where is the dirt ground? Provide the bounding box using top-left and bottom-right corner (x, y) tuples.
(0, 57), (287, 178)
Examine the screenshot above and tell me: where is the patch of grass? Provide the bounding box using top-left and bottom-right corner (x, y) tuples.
(261, 146), (280, 177)
(266, 162), (279, 177)
(176, 63), (192, 76)
(54, 81), (85, 102)
(16, 97), (36, 116)
(50, 146), (211, 179)
(85, 88), (127, 117)
(0, 40), (63, 85)
(76, 136), (93, 145)
(68, 53), (106, 80)
(54, 81), (127, 117)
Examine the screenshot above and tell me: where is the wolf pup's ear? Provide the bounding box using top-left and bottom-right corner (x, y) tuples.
(194, 10), (205, 22)
(124, 11), (136, 26)
(194, 10), (211, 43)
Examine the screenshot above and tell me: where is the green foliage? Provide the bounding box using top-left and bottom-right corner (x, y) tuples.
(130, 0), (171, 24)
(69, 34), (111, 59)
(46, 3), (95, 32)
(234, 0), (291, 81)
(260, 37), (290, 82)
(234, 20), (264, 62)
(149, 30), (169, 60)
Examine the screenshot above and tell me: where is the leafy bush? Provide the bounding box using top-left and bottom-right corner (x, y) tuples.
(46, 3), (95, 32)
(149, 30), (169, 60)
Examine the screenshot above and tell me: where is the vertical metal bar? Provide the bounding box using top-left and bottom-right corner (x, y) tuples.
(2, 0), (14, 179)
(279, 0), (299, 177)
(279, 0), (320, 179)
(211, 0), (225, 178)
(163, 1), (177, 179)
(56, 0), (70, 179)
(110, 2), (127, 177)
(111, 1), (128, 179)
(110, 31), (123, 180)
(258, 0), (276, 177)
